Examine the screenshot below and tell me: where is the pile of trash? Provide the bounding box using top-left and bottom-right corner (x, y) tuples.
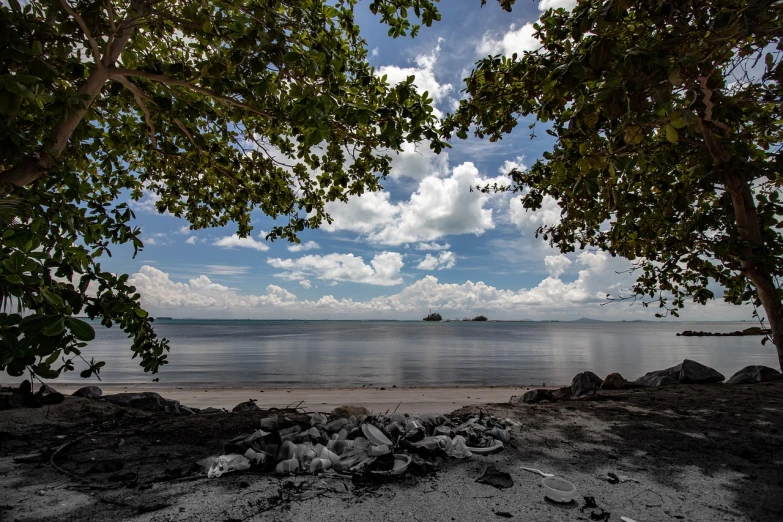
(198, 409), (515, 479)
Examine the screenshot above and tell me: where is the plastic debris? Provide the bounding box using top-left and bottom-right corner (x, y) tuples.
(207, 454), (250, 478)
(476, 465), (514, 489)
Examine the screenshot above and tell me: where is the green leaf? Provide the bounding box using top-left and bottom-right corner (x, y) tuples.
(134, 308), (148, 318)
(41, 287), (64, 306)
(665, 124), (679, 144)
(202, 20), (212, 33)
(40, 316), (65, 337)
(66, 317), (96, 341)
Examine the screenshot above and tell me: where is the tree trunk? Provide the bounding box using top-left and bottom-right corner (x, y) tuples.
(725, 174), (783, 371)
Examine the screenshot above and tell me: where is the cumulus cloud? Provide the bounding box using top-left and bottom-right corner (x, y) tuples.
(416, 242), (451, 251)
(478, 23), (539, 57)
(538, 0), (577, 11)
(417, 251), (457, 271)
(389, 141), (449, 180)
(544, 254), (572, 277)
(509, 194), (561, 231)
(287, 240), (320, 253)
(377, 38), (452, 116)
(214, 234), (270, 252)
(299, 279), (312, 289)
(267, 252), (404, 286)
(326, 162), (510, 245)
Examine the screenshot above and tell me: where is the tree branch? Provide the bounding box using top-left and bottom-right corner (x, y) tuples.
(58, 0), (102, 64)
(108, 68), (274, 119)
(113, 76), (157, 149)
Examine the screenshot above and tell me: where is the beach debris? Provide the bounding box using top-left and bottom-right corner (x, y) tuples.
(589, 510), (611, 521)
(620, 517), (639, 522)
(1, 381), (67, 410)
(206, 454), (250, 478)
(581, 497), (598, 510)
(571, 371), (604, 397)
(332, 405), (370, 418)
(197, 409), (511, 480)
(102, 392), (195, 414)
(727, 365), (782, 384)
(542, 476), (577, 503)
(635, 359), (725, 387)
(520, 467), (554, 478)
(72, 385), (103, 399)
(601, 373), (629, 390)
(601, 471), (640, 484)
(517, 389), (554, 404)
(494, 511), (513, 518)
(476, 465), (514, 489)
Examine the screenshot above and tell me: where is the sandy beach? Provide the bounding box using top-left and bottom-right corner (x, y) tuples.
(52, 384), (527, 414)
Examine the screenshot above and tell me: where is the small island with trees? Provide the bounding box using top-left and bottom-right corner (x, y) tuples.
(423, 312), (443, 322)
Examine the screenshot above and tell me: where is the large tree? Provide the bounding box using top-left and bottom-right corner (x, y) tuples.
(0, 0), (447, 380)
(446, 0), (783, 368)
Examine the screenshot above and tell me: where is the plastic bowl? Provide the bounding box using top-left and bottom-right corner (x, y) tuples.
(542, 477), (576, 503)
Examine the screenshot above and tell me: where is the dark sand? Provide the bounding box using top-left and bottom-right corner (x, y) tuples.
(1, 382), (782, 521)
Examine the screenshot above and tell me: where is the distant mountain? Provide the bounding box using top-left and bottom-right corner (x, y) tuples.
(573, 317), (605, 323)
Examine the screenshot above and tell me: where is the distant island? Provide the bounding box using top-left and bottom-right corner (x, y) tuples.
(472, 315), (488, 322)
(423, 312), (442, 322)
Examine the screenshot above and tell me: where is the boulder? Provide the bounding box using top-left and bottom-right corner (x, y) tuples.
(635, 359), (724, 387)
(517, 389), (554, 403)
(103, 392), (191, 414)
(601, 373), (628, 390)
(727, 365), (782, 385)
(232, 400), (261, 412)
(72, 386), (103, 399)
(571, 371), (604, 397)
(35, 384), (64, 406)
(551, 386), (572, 401)
(331, 405), (370, 418)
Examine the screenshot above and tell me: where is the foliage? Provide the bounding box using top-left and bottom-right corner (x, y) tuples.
(472, 315), (488, 321)
(0, 0), (446, 380)
(423, 312), (442, 321)
(446, 0), (783, 365)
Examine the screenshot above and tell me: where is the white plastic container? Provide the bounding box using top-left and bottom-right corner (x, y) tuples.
(542, 477), (577, 503)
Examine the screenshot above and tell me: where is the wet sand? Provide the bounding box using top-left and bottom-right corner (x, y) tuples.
(52, 384), (528, 414)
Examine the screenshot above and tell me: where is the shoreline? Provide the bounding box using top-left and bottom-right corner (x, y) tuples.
(50, 383), (530, 414)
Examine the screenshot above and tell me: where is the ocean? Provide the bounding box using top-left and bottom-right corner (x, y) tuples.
(15, 320), (777, 387)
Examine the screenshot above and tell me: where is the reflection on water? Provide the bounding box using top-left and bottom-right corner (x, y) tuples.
(13, 320), (778, 387)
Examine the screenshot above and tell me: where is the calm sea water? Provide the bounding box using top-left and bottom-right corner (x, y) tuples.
(14, 320), (778, 387)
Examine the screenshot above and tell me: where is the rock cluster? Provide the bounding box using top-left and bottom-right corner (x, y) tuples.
(634, 359), (724, 387)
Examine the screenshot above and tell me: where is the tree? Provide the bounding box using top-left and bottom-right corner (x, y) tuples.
(445, 0), (783, 369)
(0, 0), (447, 380)
(472, 315), (487, 321)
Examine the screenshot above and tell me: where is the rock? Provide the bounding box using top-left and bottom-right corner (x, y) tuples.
(103, 392), (190, 414)
(199, 407), (224, 414)
(232, 400), (260, 412)
(727, 365), (782, 385)
(331, 405), (370, 418)
(571, 371), (604, 397)
(635, 359), (725, 387)
(518, 389), (554, 403)
(551, 386), (572, 401)
(35, 384), (64, 406)
(72, 385), (103, 399)
(601, 373), (628, 390)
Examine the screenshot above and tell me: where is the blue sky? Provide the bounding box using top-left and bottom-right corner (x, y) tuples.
(112, 0), (755, 321)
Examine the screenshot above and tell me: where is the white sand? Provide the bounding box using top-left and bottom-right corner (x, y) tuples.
(52, 384), (528, 414)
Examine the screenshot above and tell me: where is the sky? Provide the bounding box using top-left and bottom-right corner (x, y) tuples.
(111, 0), (758, 322)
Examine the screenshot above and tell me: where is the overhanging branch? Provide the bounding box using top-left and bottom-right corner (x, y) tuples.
(58, 0), (103, 64)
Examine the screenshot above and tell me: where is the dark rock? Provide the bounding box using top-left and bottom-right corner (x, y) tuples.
(35, 384), (64, 406)
(72, 385), (103, 399)
(571, 371), (604, 397)
(199, 407), (224, 414)
(601, 373), (628, 390)
(551, 386), (572, 401)
(518, 389), (554, 403)
(635, 359), (724, 387)
(103, 392), (190, 414)
(331, 405), (370, 418)
(88, 459), (124, 474)
(727, 365), (782, 385)
(232, 400), (260, 412)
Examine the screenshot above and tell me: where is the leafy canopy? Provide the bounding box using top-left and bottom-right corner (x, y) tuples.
(446, 0), (783, 324)
(0, 0), (447, 380)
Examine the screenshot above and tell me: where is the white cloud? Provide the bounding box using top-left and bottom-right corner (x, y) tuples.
(214, 234), (269, 252)
(544, 254), (572, 277)
(509, 194), (561, 231)
(371, 47), (379, 57)
(287, 240), (320, 252)
(499, 156), (527, 175)
(326, 161), (510, 245)
(417, 251), (457, 271)
(299, 279), (312, 289)
(186, 236), (197, 245)
(178, 225), (191, 234)
(377, 38), (452, 116)
(389, 141), (450, 180)
(198, 265), (250, 276)
(128, 257), (752, 321)
(538, 0), (577, 11)
(416, 242), (451, 251)
(267, 252), (404, 286)
(478, 23), (539, 57)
